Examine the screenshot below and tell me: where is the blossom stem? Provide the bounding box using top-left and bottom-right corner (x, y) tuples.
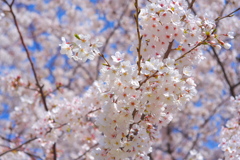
(215, 7), (240, 22)
(99, 53), (111, 67)
(175, 35), (210, 61)
(175, 42), (202, 61)
(136, 71), (159, 90)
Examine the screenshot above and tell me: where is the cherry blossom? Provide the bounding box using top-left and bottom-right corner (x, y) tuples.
(0, 0), (239, 159)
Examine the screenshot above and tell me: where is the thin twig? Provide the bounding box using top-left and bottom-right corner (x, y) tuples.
(134, 0), (143, 75)
(2, 0), (14, 7)
(0, 137), (37, 157)
(215, 7), (240, 22)
(126, 114), (145, 141)
(24, 151), (43, 160)
(175, 43), (202, 61)
(163, 40), (174, 59)
(214, 0), (230, 28)
(0, 135), (11, 142)
(175, 36), (209, 61)
(136, 71), (159, 90)
(210, 47), (235, 98)
(186, 0), (196, 15)
(232, 81), (240, 89)
(99, 53), (111, 67)
(87, 108), (101, 115)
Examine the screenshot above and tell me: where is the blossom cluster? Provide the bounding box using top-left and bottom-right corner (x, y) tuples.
(220, 97), (240, 160)
(92, 55), (197, 159)
(59, 34), (103, 62)
(57, 0), (234, 159)
(31, 84), (103, 158)
(0, 0), (237, 159)
(136, 0), (232, 61)
(220, 117), (240, 160)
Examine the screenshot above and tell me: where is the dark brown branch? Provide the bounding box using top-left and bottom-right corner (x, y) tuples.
(126, 113), (145, 141)
(186, 0), (196, 15)
(134, 0), (143, 75)
(87, 108), (101, 115)
(232, 81), (240, 89)
(0, 137), (37, 157)
(0, 135), (11, 142)
(53, 143), (57, 160)
(9, 0), (15, 7)
(166, 127), (172, 154)
(188, 0), (196, 9)
(163, 40), (174, 59)
(2, 0), (14, 7)
(214, 0), (230, 28)
(175, 43), (201, 61)
(136, 71), (159, 90)
(215, 7), (240, 22)
(4, 0), (48, 111)
(210, 47), (235, 98)
(147, 153), (153, 160)
(175, 36), (209, 61)
(166, 125), (176, 160)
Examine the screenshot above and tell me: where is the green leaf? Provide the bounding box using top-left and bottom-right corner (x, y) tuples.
(74, 34), (81, 40)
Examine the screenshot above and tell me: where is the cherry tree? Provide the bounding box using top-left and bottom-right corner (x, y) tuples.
(0, 0), (240, 159)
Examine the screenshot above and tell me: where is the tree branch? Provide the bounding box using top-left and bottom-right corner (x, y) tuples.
(4, 0), (49, 111)
(53, 143), (57, 160)
(186, 0), (196, 15)
(136, 71), (158, 90)
(175, 37), (208, 61)
(99, 53), (111, 67)
(0, 137), (37, 157)
(210, 47), (235, 98)
(166, 125), (176, 160)
(215, 7), (240, 22)
(134, 0), (143, 75)
(163, 40), (174, 59)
